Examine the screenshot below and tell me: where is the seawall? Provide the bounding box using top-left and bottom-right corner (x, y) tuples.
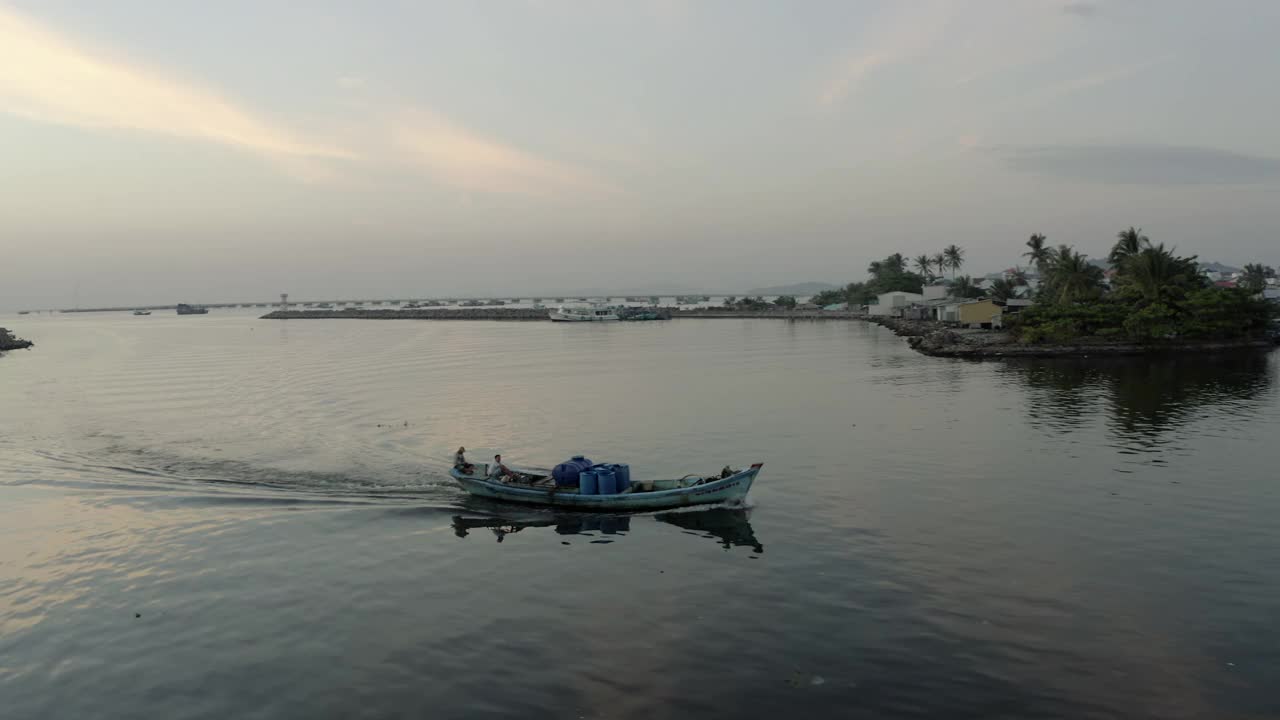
(262, 308), (865, 321)
(261, 308), (549, 320)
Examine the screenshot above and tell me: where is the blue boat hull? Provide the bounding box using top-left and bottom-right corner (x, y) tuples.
(449, 464), (761, 511)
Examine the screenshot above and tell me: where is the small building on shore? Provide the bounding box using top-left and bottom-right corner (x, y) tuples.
(868, 291), (924, 317)
(958, 299), (1003, 328)
(922, 283), (949, 301)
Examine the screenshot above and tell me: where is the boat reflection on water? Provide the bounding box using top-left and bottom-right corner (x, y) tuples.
(451, 514), (630, 542)
(450, 507), (761, 553)
(653, 508), (763, 553)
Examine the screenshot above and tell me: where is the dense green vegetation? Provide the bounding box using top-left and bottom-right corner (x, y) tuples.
(810, 228), (1275, 345)
(1014, 228), (1276, 344)
(809, 246), (976, 306)
(719, 295), (799, 310)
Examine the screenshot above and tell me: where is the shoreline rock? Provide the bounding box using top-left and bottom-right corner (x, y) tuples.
(907, 328), (1275, 358)
(0, 327), (34, 354)
(864, 314), (1277, 358)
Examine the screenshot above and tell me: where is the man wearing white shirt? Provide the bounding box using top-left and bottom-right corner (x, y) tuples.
(489, 454), (512, 480)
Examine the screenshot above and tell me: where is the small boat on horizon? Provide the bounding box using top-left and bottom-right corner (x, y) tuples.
(450, 461), (761, 511)
(132, 310), (151, 316)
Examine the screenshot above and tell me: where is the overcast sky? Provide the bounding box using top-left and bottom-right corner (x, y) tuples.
(3, 0), (1279, 309)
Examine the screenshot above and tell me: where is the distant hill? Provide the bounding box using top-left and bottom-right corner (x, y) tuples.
(1199, 261), (1242, 274)
(743, 282), (839, 296)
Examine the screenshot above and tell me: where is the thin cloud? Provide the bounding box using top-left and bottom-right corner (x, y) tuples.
(0, 7), (353, 164)
(389, 110), (616, 197)
(995, 143), (1280, 185)
(997, 54), (1176, 112)
(1062, 2), (1100, 18)
(820, 0), (957, 106)
(821, 53), (891, 106)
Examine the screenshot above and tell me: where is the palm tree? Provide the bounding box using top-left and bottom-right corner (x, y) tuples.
(1109, 227), (1150, 269)
(1241, 263), (1270, 293)
(1045, 245), (1104, 304)
(866, 260), (883, 278)
(1023, 233), (1050, 271)
(950, 275), (982, 299)
(885, 253), (908, 274)
(943, 245), (965, 279)
(932, 253), (947, 278)
(988, 277), (1020, 302)
(914, 254), (934, 278)
(1124, 243), (1200, 302)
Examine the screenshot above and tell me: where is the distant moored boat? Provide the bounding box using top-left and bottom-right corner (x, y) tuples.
(175, 304), (208, 315)
(549, 303), (619, 322)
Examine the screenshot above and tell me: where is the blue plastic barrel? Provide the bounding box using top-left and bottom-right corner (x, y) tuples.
(613, 463), (631, 491)
(578, 470), (598, 496)
(572, 456), (595, 469)
(552, 463), (580, 486)
(596, 470), (617, 495)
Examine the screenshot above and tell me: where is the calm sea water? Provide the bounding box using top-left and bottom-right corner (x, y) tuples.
(2, 311), (1278, 719)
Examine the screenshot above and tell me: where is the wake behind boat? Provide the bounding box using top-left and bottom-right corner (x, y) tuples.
(449, 454), (761, 510)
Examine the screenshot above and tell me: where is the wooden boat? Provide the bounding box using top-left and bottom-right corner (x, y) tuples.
(449, 462), (761, 510)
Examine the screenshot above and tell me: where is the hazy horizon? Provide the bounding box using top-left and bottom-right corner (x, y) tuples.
(4, 1), (1280, 311)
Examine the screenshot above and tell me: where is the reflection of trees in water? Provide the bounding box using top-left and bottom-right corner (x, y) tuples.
(450, 508), (761, 553)
(1000, 352), (1276, 444)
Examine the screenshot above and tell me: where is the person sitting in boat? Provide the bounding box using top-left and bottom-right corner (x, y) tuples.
(488, 454), (513, 481)
(454, 446), (474, 474)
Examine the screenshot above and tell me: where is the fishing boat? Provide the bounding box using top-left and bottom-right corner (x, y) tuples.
(549, 303), (619, 322)
(132, 309), (151, 316)
(449, 462), (761, 510)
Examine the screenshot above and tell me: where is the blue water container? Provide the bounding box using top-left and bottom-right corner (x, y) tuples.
(578, 470), (598, 495)
(552, 463), (580, 486)
(596, 469), (617, 495)
(613, 463), (631, 491)
(572, 455), (595, 469)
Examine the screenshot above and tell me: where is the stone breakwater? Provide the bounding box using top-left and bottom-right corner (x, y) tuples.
(0, 327), (34, 354)
(263, 308), (846, 321)
(863, 314), (1278, 358)
(910, 332), (1276, 358)
(262, 308), (549, 320)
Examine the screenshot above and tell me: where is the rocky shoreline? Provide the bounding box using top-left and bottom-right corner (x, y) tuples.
(0, 327), (34, 355)
(866, 316), (1277, 358)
